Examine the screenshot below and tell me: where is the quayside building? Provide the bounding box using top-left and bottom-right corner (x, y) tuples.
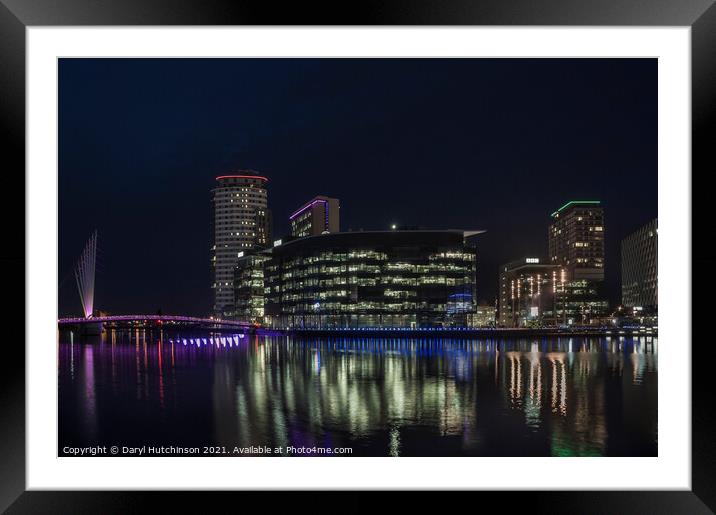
(235, 229), (482, 329)
(546, 200), (609, 324)
(498, 257), (563, 327)
(621, 218), (658, 311)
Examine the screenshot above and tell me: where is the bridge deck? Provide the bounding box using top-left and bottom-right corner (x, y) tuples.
(58, 315), (253, 328)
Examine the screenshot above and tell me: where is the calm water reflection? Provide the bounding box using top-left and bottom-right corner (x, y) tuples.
(58, 332), (657, 456)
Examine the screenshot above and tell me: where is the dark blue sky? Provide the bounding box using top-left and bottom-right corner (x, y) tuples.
(59, 58), (656, 316)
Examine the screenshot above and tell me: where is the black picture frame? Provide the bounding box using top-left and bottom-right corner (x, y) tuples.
(1, 0), (712, 512)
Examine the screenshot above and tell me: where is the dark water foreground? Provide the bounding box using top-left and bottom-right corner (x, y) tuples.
(58, 332), (657, 457)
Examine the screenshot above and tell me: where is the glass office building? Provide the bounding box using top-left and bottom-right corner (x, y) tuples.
(621, 218), (658, 310)
(233, 252), (270, 324)
(556, 279), (610, 326)
(260, 230), (480, 329)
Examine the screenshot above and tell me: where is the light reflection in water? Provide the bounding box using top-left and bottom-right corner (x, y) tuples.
(82, 344), (97, 441)
(389, 426), (400, 457)
(58, 333), (657, 457)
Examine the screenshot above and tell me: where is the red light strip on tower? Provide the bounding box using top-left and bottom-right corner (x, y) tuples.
(215, 175), (269, 182)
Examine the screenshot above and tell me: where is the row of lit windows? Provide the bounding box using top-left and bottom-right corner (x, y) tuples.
(428, 252), (474, 261)
(272, 275), (471, 287)
(214, 188), (266, 195)
(270, 275), (474, 288)
(284, 251), (388, 264)
(278, 263), (473, 275)
(291, 211), (312, 223)
(214, 197), (266, 204)
(279, 250), (472, 265)
(214, 221), (262, 226)
(214, 212), (264, 218)
(234, 279), (264, 288)
(214, 204), (266, 210)
(271, 302), (452, 313)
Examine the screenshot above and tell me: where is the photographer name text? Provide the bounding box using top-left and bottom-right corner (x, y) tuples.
(61, 445), (353, 456)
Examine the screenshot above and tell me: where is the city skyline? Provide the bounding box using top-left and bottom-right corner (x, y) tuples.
(58, 58), (657, 316)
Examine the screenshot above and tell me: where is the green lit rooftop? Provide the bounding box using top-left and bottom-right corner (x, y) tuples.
(550, 200), (601, 217)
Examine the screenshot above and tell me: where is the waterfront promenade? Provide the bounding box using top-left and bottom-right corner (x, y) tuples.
(263, 326), (657, 338)
(57, 314), (656, 339)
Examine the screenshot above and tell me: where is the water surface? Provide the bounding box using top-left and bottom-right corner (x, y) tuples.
(58, 333), (657, 456)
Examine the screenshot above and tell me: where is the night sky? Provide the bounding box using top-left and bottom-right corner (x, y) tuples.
(59, 58), (656, 317)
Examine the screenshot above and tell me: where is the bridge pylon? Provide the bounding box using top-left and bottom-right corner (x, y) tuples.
(74, 230), (97, 319)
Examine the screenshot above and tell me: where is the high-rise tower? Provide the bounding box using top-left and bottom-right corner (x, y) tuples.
(547, 200), (608, 324)
(210, 171), (271, 317)
(548, 200), (605, 281)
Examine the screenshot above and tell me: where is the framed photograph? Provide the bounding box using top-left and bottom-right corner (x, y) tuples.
(1, 0), (712, 511)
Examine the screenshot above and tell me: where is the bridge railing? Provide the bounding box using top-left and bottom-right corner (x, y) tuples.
(58, 315), (253, 327)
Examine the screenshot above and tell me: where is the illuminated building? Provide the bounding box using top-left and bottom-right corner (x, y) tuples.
(621, 218), (658, 310)
(498, 258), (564, 327)
(556, 280), (609, 326)
(211, 171), (272, 317)
(548, 200), (605, 281)
(262, 230), (482, 328)
(547, 200), (609, 324)
(289, 195), (340, 238)
(468, 305), (497, 327)
(233, 252), (270, 323)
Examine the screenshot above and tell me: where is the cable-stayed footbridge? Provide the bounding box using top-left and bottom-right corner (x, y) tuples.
(59, 232), (253, 331)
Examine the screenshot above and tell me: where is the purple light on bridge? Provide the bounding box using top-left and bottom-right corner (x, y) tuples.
(57, 314), (253, 328)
